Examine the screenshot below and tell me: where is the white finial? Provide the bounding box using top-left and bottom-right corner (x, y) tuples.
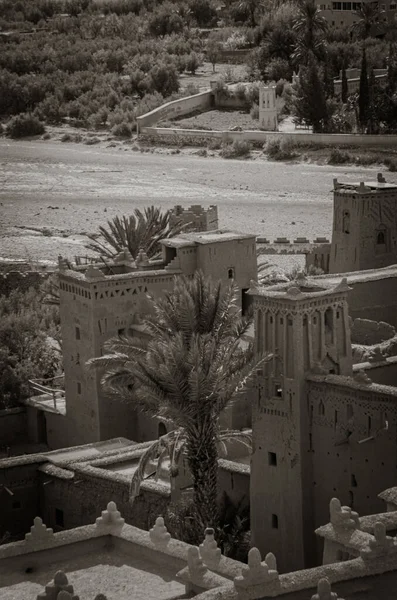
(199, 527), (221, 568)
(149, 516), (171, 548)
(311, 578), (340, 599)
(330, 498), (360, 531)
(25, 516), (54, 544)
(95, 501), (125, 535)
(187, 546), (207, 579)
(234, 547), (279, 593)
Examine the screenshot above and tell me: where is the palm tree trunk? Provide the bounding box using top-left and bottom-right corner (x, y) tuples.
(186, 427), (219, 532)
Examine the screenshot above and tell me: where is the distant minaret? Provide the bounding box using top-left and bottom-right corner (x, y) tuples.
(259, 85), (278, 131)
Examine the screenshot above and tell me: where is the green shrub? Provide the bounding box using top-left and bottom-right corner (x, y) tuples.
(207, 138), (222, 150)
(185, 52), (200, 74)
(327, 148), (351, 165)
(264, 137), (298, 161)
(250, 103), (259, 120)
(85, 136), (100, 145)
(6, 113), (45, 138)
(384, 157), (397, 172)
(112, 121), (133, 138)
(220, 139), (251, 159)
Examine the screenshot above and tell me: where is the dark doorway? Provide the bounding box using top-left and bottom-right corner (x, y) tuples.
(158, 422), (167, 437)
(241, 288), (252, 316)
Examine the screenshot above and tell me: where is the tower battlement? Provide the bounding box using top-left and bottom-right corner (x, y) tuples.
(329, 173), (397, 274)
(170, 205), (218, 232)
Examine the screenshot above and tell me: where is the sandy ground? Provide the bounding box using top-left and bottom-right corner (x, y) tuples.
(1, 138), (395, 265)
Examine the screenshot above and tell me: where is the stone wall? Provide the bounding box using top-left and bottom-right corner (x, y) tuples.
(136, 90), (213, 130)
(0, 455), (45, 538)
(39, 465), (170, 534)
(307, 374), (397, 560)
(351, 318), (396, 345)
(140, 126), (397, 148)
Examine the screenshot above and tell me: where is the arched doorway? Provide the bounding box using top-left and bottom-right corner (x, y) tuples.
(158, 422), (167, 438)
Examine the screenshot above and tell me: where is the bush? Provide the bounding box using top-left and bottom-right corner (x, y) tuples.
(250, 103), (259, 120)
(207, 138), (222, 150)
(0, 287), (61, 409)
(6, 113), (45, 138)
(264, 138), (298, 161)
(327, 148), (351, 165)
(220, 139), (251, 159)
(185, 52), (200, 75)
(112, 121), (134, 137)
(384, 157), (397, 172)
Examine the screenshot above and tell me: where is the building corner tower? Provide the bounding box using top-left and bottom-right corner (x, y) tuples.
(249, 275), (352, 573)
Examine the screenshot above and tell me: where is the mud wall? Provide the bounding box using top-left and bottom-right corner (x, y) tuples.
(136, 90), (213, 130)
(0, 408), (27, 446)
(139, 126), (397, 148)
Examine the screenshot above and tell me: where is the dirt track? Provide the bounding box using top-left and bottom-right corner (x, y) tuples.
(1, 138), (393, 263)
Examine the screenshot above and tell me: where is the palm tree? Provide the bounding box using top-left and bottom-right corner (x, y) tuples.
(292, 0), (328, 65)
(88, 271), (271, 534)
(85, 206), (184, 260)
(351, 1), (383, 40)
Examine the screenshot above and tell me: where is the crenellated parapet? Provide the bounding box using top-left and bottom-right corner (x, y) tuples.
(170, 204), (218, 232)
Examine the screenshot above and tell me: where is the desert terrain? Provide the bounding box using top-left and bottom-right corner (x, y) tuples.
(1, 138), (395, 265)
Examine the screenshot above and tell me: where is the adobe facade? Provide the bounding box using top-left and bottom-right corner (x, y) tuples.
(249, 272), (397, 573)
(329, 174), (397, 274)
(56, 229), (257, 448)
(258, 84), (278, 131)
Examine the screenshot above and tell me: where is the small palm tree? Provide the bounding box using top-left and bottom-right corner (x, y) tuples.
(292, 0), (328, 65)
(351, 1), (383, 40)
(85, 206), (184, 260)
(88, 271), (271, 534)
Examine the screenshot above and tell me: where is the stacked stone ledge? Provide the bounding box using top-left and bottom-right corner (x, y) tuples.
(234, 547), (280, 599)
(95, 501), (125, 535)
(329, 498), (360, 531)
(361, 521), (396, 560)
(37, 570), (79, 600)
(199, 527), (221, 569)
(311, 578), (343, 600)
(149, 516), (171, 548)
(25, 516), (54, 545)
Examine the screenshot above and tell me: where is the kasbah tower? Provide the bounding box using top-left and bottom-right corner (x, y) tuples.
(58, 222), (257, 449)
(250, 275), (353, 573)
(250, 173), (397, 574)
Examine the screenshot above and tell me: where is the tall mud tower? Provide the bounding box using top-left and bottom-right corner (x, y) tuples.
(250, 275), (352, 573)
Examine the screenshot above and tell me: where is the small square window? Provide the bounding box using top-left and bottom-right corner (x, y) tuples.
(75, 326), (80, 340)
(272, 514), (279, 528)
(12, 501), (21, 510)
(268, 452), (277, 466)
(55, 508), (64, 528)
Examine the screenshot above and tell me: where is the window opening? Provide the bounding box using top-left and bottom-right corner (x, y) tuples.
(55, 508), (64, 528)
(272, 514), (279, 529)
(268, 452), (277, 466)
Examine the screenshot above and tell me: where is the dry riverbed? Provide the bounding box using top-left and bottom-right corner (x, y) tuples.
(1, 137), (396, 266)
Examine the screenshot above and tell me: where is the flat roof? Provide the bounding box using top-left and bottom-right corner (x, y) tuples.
(336, 181), (397, 191)
(0, 535), (186, 600)
(161, 229), (255, 247)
